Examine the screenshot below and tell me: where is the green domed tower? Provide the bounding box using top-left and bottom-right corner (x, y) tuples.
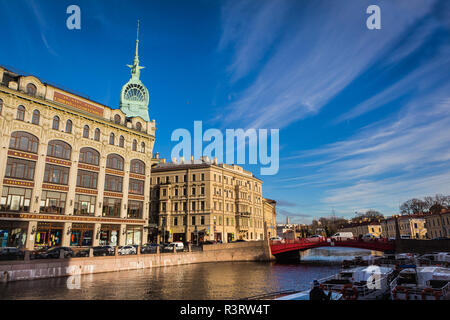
(120, 20), (150, 121)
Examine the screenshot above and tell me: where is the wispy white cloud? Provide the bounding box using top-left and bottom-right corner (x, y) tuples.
(217, 0), (438, 129)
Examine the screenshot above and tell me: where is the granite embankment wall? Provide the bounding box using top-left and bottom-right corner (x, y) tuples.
(0, 240), (274, 283)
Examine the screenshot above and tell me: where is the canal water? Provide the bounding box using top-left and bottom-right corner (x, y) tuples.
(0, 247), (382, 300)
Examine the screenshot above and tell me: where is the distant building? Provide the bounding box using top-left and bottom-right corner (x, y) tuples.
(424, 209), (450, 239)
(263, 198), (277, 239)
(338, 221), (382, 238)
(380, 214), (429, 239)
(149, 158), (268, 243)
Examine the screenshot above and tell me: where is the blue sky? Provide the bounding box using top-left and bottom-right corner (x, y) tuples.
(1, 0), (449, 224)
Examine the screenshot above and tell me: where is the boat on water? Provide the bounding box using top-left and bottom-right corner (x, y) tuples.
(316, 266), (396, 300)
(242, 289), (342, 300)
(373, 253), (419, 268)
(417, 252), (450, 267)
(390, 266), (450, 300)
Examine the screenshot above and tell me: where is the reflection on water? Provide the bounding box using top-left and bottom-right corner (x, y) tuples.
(0, 248), (380, 300)
(301, 247), (383, 263)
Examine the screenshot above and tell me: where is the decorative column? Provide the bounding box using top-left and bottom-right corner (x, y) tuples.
(62, 222), (72, 247)
(30, 141), (48, 214)
(25, 220), (38, 250)
(65, 148), (80, 216)
(95, 155), (107, 217)
(121, 160), (130, 219)
(93, 223), (101, 246)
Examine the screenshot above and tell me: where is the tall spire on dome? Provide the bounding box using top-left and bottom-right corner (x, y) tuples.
(127, 20), (144, 80)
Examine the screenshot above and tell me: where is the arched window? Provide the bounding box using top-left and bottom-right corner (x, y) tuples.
(94, 128), (100, 141)
(32, 110), (40, 125)
(132, 139), (137, 151)
(9, 131), (39, 153)
(47, 140), (72, 160)
(119, 135), (125, 147)
(26, 83), (37, 96)
(79, 147), (100, 166)
(141, 142), (145, 153)
(83, 125), (90, 138)
(136, 122), (142, 131)
(17, 105), (25, 121)
(114, 114), (121, 124)
(130, 159), (145, 175)
(65, 120), (72, 133)
(109, 133), (115, 145)
(52, 116), (60, 130)
(0, 99), (3, 115)
(106, 154), (124, 171)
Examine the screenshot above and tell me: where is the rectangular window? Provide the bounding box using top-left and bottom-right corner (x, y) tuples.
(104, 174), (123, 192)
(5, 157), (36, 181)
(76, 170), (98, 189)
(127, 200), (143, 219)
(129, 179), (144, 195)
(192, 202), (196, 211)
(192, 216), (196, 226)
(40, 191), (66, 214)
(74, 194), (96, 216)
(102, 197), (121, 217)
(201, 186), (205, 195)
(192, 174), (196, 181)
(201, 173), (205, 181)
(44, 164), (69, 185)
(0, 187), (32, 212)
(201, 216), (205, 225)
(201, 201), (205, 210)
(174, 217), (178, 226)
(162, 189), (167, 196)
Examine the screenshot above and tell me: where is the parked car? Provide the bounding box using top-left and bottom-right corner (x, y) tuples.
(202, 240), (217, 245)
(231, 239), (246, 243)
(118, 245), (136, 255)
(362, 233), (380, 240)
(93, 246), (114, 256)
(269, 236), (283, 241)
(164, 242), (184, 252)
(0, 247), (24, 260)
(331, 232), (354, 240)
(36, 247), (74, 259)
(140, 243), (161, 254)
(76, 249), (90, 257)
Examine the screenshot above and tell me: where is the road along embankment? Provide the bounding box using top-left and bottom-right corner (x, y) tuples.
(0, 240), (275, 283)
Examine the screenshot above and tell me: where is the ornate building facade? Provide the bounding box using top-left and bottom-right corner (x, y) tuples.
(149, 157), (271, 244)
(0, 25), (156, 249)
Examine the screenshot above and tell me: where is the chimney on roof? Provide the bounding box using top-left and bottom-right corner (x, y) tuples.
(213, 157), (218, 165)
(180, 156), (185, 163)
(160, 158), (166, 164)
(172, 157), (177, 164)
(191, 155), (194, 162)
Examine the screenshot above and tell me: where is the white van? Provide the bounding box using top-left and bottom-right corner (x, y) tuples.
(331, 232), (354, 240)
(165, 242), (184, 252)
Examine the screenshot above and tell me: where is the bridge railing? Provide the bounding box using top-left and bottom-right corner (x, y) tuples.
(269, 237), (394, 246)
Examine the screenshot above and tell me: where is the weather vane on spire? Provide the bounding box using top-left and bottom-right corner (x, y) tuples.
(127, 19), (144, 80)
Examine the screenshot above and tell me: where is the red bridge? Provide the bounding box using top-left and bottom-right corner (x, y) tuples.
(269, 238), (395, 261)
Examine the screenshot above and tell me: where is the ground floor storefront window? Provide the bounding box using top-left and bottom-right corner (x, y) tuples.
(126, 226), (142, 245)
(173, 233), (185, 242)
(227, 233), (234, 243)
(214, 232), (222, 242)
(35, 222), (63, 247)
(0, 187), (32, 212)
(99, 224), (120, 246)
(70, 223), (94, 246)
(0, 221), (28, 248)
